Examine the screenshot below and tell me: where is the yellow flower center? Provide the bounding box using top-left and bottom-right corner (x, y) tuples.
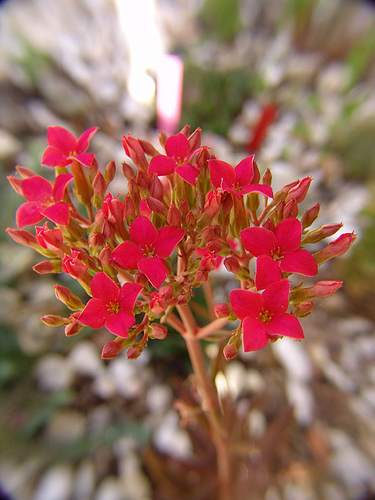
(259, 311), (272, 323)
(107, 302), (120, 314)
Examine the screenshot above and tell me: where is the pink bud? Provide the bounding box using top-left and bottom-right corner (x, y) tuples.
(150, 174), (164, 199)
(283, 198), (298, 219)
(92, 171), (106, 197)
(7, 175), (24, 195)
(262, 168), (272, 186)
(65, 321), (84, 337)
(127, 343), (144, 360)
(167, 204), (182, 226)
(122, 162), (135, 180)
(146, 196), (167, 216)
(104, 160), (116, 184)
(214, 303), (230, 319)
(293, 301), (314, 317)
(313, 232), (357, 266)
(224, 257), (240, 274)
(151, 324), (168, 339)
(286, 176), (312, 204)
(301, 203), (320, 229)
(188, 127), (202, 151)
(54, 285), (85, 310)
(33, 259), (62, 274)
(101, 340), (124, 359)
(302, 223), (343, 245)
(290, 280), (343, 304)
(41, 315), (69, 327)
(136, 170), (151, 189)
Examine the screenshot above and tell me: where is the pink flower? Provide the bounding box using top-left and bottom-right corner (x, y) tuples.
(148, 133), (200, 185)
(78, 272), (142, 338)
(240, 218), (318, 277)
(16, 173), (74, 228)
(41, 126), (98, 167)
(110, 215), (185, 288)
(209, 156), (273, 199)
(230, 279), (304, 352)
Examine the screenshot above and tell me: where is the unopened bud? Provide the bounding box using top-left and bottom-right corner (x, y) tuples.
(93, 171), (106, 198)
(224, 257), (240, 274)
(150, 175), (164, 199)
(122, 162), (135, 180)
(185, 212), (196, 231)
(294, 301), (314, 317)
(136, 170), (151, 190)
(302, 223), (343, 245)
(262, 168), (272, 186)
(188, 127), (201, 151)
(101, 339), (125, 359)
(167, 204), (182, 226)
(301, 203), (320, 229)
(54, 285), (85, 311)
(104, 160), (116, 184)
(146, 196), (167, 216)
(33, 259), (62, 274)
(283, 198), (298, 219)
(151, 324), (168, 339)
(289, 280), (343, 304)
(214, 303), (231, 319)
(313, 232), (356, 266)
(41, 315), (70, 327)
(127, 343), (144, 360)
(286, 176), (312, 204)
(65, 320), (84, 337)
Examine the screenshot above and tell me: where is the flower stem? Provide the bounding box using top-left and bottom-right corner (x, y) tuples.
(177, 303), (232, 500)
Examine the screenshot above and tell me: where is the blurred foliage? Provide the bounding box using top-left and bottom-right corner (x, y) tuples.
(181, 63), (262, 136)
(198, 0), (242, 42)
(337, 183), (375, 321)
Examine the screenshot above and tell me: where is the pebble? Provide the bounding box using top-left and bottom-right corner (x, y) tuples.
(272, 338), (314, 383)
(93, 476), (126, 500)
(71, 459), (96, 500)
(68, 341), (104, 378)
(34, 354), (74, 392)
(33, 464), (74, 500)
(44, 409), (86, 444)
(152, 411), (192, 459)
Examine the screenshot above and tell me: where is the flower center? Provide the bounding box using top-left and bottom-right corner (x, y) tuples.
(107, 301), (120, 314)
(143, 245), (155, 258)
(259, 310), (272, 323)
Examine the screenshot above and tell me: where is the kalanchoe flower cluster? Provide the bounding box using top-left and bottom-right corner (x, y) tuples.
(7, 125), (356, 359)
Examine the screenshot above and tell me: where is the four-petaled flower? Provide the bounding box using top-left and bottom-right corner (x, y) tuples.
(230, 279), (304, 352)
(209, 155), (273, 199)
(41, 126), (98, 167)
(110, 215), (185, 289)
(78, 272), (142, 338)
(16, 173), (74, 228)
(241, 218), (318, 277)
(148, 133), (200, 185)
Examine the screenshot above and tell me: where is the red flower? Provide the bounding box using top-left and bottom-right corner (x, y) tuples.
(78, 272), (142, 338)
(209, 155), (273, 199)
(41, 126), (98, 167)
(240, 218), (318, 277)
(230, 279), (304, 352)
(110, 215), (185, 288)
(16, 173), (74, 228)
(148, 133), (200, 185)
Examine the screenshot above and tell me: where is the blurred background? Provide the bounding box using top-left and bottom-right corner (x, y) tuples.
(1, 0), (375, 499)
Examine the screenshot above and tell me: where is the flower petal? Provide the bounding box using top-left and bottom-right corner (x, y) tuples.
(266, 313), (304, 339)
(255, 255), (281, 291)
(22, 176), (53, 203)
(137, 256), (169, 289)
(230, 289), (263, 320)
(275, 218), (302, 255)
(129, 215), (158, 250)
(209, 159), (236, 189)
(105, 311), (134, 337)
(234, 155), (255, 187)
(16, 202), (44, 228)
(242, 316), (269, 352)
(262, 279), (290, 316)
(149, 155), (176, 176)
(240, 184), (273, 198)
(79, 298), (108, 328)
(41, 202), (70, 226)
(76, 126), (99, 153)
(279, 249), (318, 276)
(53, 173), (74, 202)
(240, 226), (276, 257)
(110, 241), (144, 269)
(47, 126), (77, 153)
(41, 146), (70, 167)
(165, 133), (190, 161)
(154, 226), (185, 258)
(175, 164), (199, 186)
(90, 272), (119, 303)
(70, 152), (96, 167)
(118, 282), (143, 312)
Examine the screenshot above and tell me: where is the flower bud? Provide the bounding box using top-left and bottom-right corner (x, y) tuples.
(136, 170), (151, 190)
(6, 228), (40, 250)
(289, 280), (343, 304)
(139, 138), (159, 157)
(101, 339), (125, 359)
(283, 198), (298, 219)
(7, 175), (24, 195)
(167, 204), (182, 226)
(224, 256), (240, 274)
(122, 134), (148, 171)
(150, 174), (164, 200)
(302, 223), (343, 245)
(185, 212), (196, 231)
(301, 203), (320, 229)
(286, 176), (312, 204)
(41, 315), (70, 327)
(293, 301), (314, 317)
(151, 324), (168, 339)
(127, 343), (144, 360)
(104, 160), (116, 184)
(188, 127), (202, 151)
(33, 259), (62, 274)
(179, 199), (190, 216)
(313, 232), (356, 266)
(122, 162), (135, 180)
(65, 320), (84, 337)
(262, 168), (272, 186)
(92, 171), (106, 199)
(146, 196), (167, 216)
(54, 285), (85, 310)
(214, 303), (230, 319)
